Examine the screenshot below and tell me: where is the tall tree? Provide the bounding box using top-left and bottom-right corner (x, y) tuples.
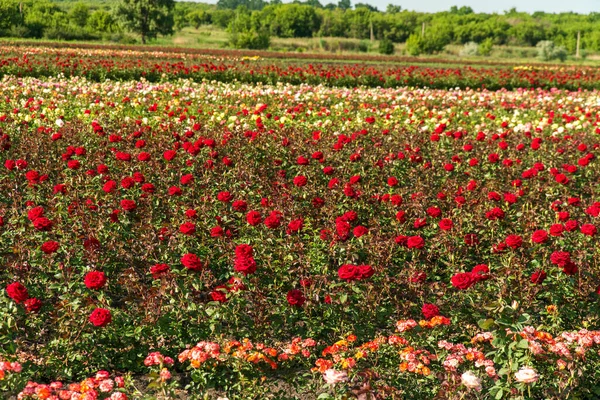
(116, 0), (174, 44)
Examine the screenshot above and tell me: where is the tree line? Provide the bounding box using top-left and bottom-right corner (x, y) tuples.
(0, 0), (599, 54)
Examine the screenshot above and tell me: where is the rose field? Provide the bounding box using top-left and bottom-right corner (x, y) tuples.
(1, 45), (600, 400)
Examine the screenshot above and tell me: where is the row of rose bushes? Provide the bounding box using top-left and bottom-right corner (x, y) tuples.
(1, 45), (600, 90)
(1, 75), (600, 397)
(4, 318), (600, 399)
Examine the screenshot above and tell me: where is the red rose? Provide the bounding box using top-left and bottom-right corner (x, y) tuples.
(550, 251), (571, 267)
(287, 219), (304, 234)
(338, 264), (359, 281)
(580, 224), (597, 236)
(286, 289), (305, 307)
(549, 224), (564, 237)
(421, 303), (439, 320)
(168, 186), (182, 196)
(485, 207), (505, 220)
(33, 217), (53, 231)
(357, 265), (374, 280)
(234, 244), (257, 276)
(27, 206), (45, 221)
(264, 211), (281, 229)
(217, 191), (232, 202)
(181, 253), (204, 271)
(387, 177), (398, 187)
(439, 218), (453, 231)
(464, 233), (479, 246)
(179, 222), (196, 235)
(505, 235), (522, 249)
(353, 225), (368, 237)
(451, 272), (475, 290)
(210, 226), (224, 237)
(150, 264), (170, 279)
(210, 286), (228, 303)
(407, 236), (425, 249)
(163, 150), (177, 161)
(24, 297), (42, 313)
(41, 241), (59, 254)
(471, 264), (490, 281)
(180, 174), (194, 185)
(120, 199), (136, 212)
(531, 230), (548, 244)
(530, 270), (547, 284)
(232, 200), (247, 212)
(89, 308), (112, 327)
(293, 175), (307, 187)
(246, 210), (262, 226)
(84, 271), (107, 290)
(6, 282), (28, 303)
(561, 261), (578, 276)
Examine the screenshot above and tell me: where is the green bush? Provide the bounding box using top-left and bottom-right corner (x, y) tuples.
(229, 29), (270, 49)
(478, 38), (493, 56)
(378, 38), (394, 54)
(536, 40), (568, 62)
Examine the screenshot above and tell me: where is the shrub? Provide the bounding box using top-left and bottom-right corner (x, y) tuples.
(537, 40), (568, 62)
(229, 29), (270, 49)
(378, 38), (395, 55)
(478, 38), (493, 56)
(459, 41), (479, 57)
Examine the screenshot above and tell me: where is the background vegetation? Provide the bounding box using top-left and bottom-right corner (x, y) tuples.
(0, 0), (598, 60)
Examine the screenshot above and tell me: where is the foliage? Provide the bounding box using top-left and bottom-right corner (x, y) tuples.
(536, 40), (568, 62)
(377, 37), (394, 54)
(116, 0), (175, 44)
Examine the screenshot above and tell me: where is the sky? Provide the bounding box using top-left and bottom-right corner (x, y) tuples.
(361, 0), (599, 14)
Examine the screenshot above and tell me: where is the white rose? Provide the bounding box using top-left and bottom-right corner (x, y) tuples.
(461, 371), (482, 391)
(323, 369), (348, 385)
(514, 366), (539, 384)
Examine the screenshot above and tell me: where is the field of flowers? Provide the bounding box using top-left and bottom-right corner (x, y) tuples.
(1, 45), (600, 399)
(2, 44), (600, 91)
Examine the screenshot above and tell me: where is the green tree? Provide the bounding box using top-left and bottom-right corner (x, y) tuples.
(68, 2), (90, 28)
(0, 0), (21, 35)
(188, 10), (210, 29)
(337, 0), (351, 10)
(116, 0), (175, 44)
(87, 10), (118, 33)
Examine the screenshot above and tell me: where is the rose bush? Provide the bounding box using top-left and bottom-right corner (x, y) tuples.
(0, 66), (599, 398)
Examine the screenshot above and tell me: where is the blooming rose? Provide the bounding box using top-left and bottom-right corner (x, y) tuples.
(323, 369), (348, 384)
(150, 264), (170, 279)
(6, 282), (28, 303)
(120, 199), (136, 212)
(84, 271), (107, 290)
(33, 217), (53, 231)
(451, 272), (475, 290)
(293, 175), (307, 187)
(407, 235), (425, 249)
(234, 244), (257, 276)
(461, 371), (482, 391)
(41, 241), (59, 254)
(531, 230), (548, 244)
(421, 303), (440, 320)
(89, 308), (112, 327)
(24, 298), (42, 312)
(505, 235), (523, 249)
(286, 289), (305, 307)
(179, 222), (196, 235)
(181, 253), (204, 271)
(246, 210), (262, 226)
(439, 218), (453, 231)
(514, 366), (539, 384)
